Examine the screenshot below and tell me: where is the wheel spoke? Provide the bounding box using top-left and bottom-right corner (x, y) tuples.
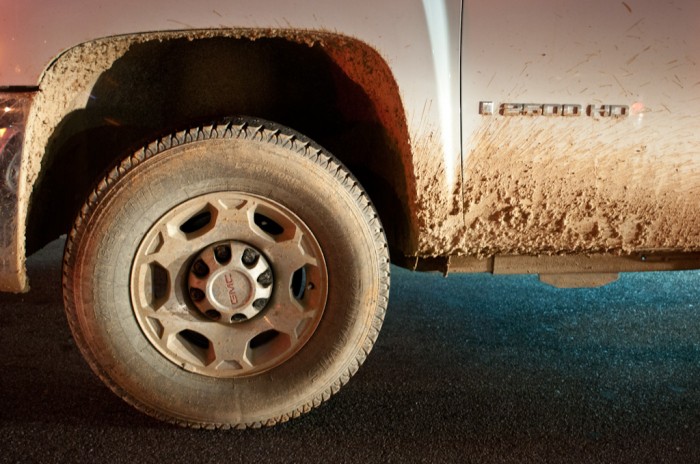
(260, 300), (315, 342)
(143, 307), (254, 370)
(209, 328), (254, 370)
(141, 303), (198, 343)
(269, 227), (320, 283)
(140, 224), (203, 277)
(213, 197), (260, 240)
(142, 197), (260, 275)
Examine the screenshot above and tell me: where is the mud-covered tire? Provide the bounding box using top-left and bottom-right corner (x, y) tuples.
(62, 117), (390, 428)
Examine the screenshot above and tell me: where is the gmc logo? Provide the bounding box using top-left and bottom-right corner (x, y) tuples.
(224, 273), (238, 305)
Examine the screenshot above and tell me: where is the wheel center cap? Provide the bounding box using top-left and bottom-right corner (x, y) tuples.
(187, 240), (273, 324)
(208, 269), (253, 311)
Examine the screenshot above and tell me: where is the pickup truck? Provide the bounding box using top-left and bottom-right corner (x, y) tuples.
(1, 0), (698, 428)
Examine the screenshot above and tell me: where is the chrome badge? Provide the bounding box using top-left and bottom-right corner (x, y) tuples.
(479, 102), (629, 118)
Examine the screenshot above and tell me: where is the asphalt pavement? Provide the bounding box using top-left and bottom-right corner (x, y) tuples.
(1, 238), (699, 463)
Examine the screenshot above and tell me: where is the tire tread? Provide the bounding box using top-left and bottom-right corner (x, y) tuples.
(63, 116), (390, 429)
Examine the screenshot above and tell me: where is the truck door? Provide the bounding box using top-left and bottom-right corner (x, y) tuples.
(460, 0), (700, 257)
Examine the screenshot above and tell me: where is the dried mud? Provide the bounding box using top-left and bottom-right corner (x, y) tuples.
(24, 28), (414, 197)
(0, 93), (33, 291)
(411, 124), (463, 256)
(18, 28), (419, 278)
(449, 117), (700, 257)
(320, 38), (419, 249)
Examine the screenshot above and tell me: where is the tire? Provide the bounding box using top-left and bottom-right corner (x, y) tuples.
(62, 117), (390, 428)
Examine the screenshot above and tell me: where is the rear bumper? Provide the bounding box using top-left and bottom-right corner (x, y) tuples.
(0, 90), (35, 293)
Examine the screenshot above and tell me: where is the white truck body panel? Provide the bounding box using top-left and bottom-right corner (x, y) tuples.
(449, 0), (700, 257)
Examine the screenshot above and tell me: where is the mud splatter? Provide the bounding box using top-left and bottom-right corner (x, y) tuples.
(0, 92), (33, 291)
(321, 37), (419, 249)
(452, 116), (700, 257)
(18, 29), (420, 278)
(411, 125), (462, 256)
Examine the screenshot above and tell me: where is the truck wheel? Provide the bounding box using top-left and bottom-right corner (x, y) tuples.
(62, 117), (390, 428)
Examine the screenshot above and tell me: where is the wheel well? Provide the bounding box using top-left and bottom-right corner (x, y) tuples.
(26, 33), (418, 259)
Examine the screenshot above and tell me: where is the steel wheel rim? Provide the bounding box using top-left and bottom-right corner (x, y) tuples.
(130, 191), (328, 378)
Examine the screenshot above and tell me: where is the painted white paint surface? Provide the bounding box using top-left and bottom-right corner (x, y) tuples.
(461, 0), (700, 150)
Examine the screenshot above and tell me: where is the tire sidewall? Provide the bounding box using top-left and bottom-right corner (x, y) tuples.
(67, 135), (383, 426)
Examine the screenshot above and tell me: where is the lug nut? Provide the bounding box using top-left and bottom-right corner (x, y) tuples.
(252, 298), (268, 310)
(214, 245), (232, 264)
(242, 247), (260, 267)
(205, 309), (221, 320)
(231, 313), (248, 323)
(190, 288), (205, 302)
(192, 259), (209, 278)
(257, 270), (273, 287)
